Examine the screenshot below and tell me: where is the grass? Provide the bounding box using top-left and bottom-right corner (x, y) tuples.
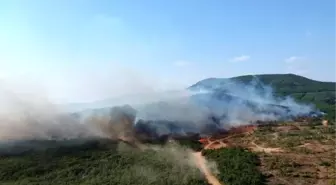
(254, 124), (335, 150)
(253, 122), (335, 185)
(259, 154), (302, 177)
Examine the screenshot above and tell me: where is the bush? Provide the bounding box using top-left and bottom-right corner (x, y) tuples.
(0, 140), (208, 185)
(202, 148), (266, 185)
(176, 139), (203, 152)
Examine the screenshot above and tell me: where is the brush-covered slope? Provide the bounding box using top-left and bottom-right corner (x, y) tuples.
(190, 73), (335, 120)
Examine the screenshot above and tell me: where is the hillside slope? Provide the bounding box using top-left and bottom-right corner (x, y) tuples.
(190, 74), (335, 120)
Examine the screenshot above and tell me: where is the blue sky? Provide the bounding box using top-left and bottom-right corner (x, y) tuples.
(0, 0), (335, 103)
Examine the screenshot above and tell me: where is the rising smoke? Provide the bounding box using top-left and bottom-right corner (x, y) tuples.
(0, 81), (104, 141)
(129, 77), (317, 134)
(0, 75), (319, 142)
(187, 77), (316, 125)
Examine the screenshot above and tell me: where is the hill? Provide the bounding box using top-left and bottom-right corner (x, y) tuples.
(0, 73), (334, 185)
(190, 74), (335, 120)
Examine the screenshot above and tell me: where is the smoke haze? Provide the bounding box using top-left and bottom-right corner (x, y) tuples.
(0, 72), (318, 142)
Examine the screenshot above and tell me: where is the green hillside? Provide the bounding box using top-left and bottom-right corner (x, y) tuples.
(0, 141), (209, 185)
(230, 74), (334, 94)
(194, 74), (336, 120)
(0, 139), (268, 185)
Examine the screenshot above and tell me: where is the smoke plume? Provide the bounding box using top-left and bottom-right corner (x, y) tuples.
(187, 77), (316, 125)
(0, 74), (319, 142)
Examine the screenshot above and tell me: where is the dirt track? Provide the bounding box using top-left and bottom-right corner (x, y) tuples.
(249, 141), (284, 153)
(192, 152), (223, 185)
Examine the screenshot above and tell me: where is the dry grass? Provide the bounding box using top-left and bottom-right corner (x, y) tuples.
(203, 121), (335, 185)
(251, 123), (335, 185)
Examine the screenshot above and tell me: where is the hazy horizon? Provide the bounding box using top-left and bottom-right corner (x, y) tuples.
(0, 0), (335, 104)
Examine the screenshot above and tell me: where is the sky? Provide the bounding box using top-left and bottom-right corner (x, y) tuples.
(0, 0), (335, 103)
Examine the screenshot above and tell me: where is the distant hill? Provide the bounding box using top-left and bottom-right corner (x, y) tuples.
(190, 74), (335, 120)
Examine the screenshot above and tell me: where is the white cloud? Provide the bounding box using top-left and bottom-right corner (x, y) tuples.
(286, 66), (309, 75)
(230, 55), (250, 62)
(284, 56), (309, 75)
(173, 60), (190, 67)
(285, 56), (303, 63)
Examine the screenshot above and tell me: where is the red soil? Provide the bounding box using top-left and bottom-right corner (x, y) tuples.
(201, 125), (257, 142)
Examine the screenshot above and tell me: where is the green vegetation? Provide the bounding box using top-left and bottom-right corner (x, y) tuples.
(0, 139), (270, 185)
(175, 139), (203, 152)
(320, 161), (332, 167)
(202, 148), (266, 185)
(0, 140), (209, 185)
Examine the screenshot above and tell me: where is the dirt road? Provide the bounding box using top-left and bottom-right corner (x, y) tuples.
(192, 152), (223, 185)
(249, 141), (284, 153)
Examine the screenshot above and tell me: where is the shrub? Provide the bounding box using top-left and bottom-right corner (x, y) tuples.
(202, 147), (266, 185)
(0, 140), (208, 185)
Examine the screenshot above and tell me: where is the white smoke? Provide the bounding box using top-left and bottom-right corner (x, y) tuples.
(0, 72), (317, 142)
